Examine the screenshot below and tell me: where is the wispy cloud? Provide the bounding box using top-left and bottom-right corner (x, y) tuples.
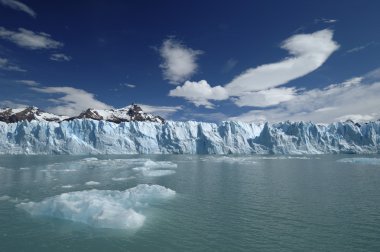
(314, 18), (338, 24)
(0, 27), (63, 50)
(120, 83), (136, 88)
(139, 104), (182, 118)
(159, 38), (203, 84)
(50, 53), (72, 62)
(17, 79), (39, 86)
(346, 41), (378, 54)
(0, 0), (36, 18)
(0, 99), (28, 108)
(232, 87), (297, 107)
(169, 80), (228, 108)
(222, 58), (238, 73)
(31, 86), (112, 116)
(231, 77), (380, 123)
(0, 57), (26, 71)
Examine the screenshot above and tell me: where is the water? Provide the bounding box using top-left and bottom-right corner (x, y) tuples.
(1, 155), (380, 252)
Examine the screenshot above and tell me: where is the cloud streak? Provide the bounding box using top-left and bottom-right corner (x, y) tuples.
(0, 27), (63, 50)
(139, 104), (182, 118)
(159, 38), (202, 84)
(31, 86), (112, 116)
(0, 57), (26, 72)
(17, 80), (39, 86)
(50, 53), (72, 62)
(0, 0), (36, 18)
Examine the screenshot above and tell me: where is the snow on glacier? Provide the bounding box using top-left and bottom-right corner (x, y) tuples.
(17, 184), (176, 230)
(0, 119), (379, 154)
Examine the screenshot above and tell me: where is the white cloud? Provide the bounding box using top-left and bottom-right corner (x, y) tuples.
(139, 104), (182, 118)
(159, 38), (202, 84)
(0, 0), (36, 18)
(50, 53), (72, 62)
(0, 57), (26, 71)
(0, 27), (63, 50)
(231, 77), (380, 123)
(314, 18), (338, 24)
(0, 99), (27, 108)
(31, 86), (112, 116)
(169, 80), (228, 108)
(225, 29), (339, 97)
(120, 83), (136, 88)
(17, 80), (39, 86)
(233, 87), (297, 107)
(169, 30), (339, 109)
(365, 67), (380, 81)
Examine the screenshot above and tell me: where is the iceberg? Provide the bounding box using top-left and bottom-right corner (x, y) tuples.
(17, 184), (176, 230)
(0, 119), (379, 154)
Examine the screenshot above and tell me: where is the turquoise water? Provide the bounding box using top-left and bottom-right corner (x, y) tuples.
(0, 155), (380, 251)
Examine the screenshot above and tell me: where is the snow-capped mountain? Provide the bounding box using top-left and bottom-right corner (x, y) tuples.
(0, 107), (68, 123)
(0, 119), (379, 154)
(0, 104), (164, 124)
(73, 105), (165, 123)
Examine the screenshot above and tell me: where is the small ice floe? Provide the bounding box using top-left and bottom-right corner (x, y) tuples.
(61, 185), (74, 189)
(143, 170), (176, 177)
(85, 181), (100, 186)
(111, 177), (129, 181)
(0, 195), (11, 201)
(132, 160), (177, 177)
(17, 184), (175, 230)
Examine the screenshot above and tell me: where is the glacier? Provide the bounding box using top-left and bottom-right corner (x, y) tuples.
(0, 119), (380, 154)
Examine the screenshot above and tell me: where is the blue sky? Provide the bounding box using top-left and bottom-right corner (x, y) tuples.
(0, 0), (380, 122)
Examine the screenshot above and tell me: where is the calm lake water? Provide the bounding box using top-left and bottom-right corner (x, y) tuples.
(0, 154), (380, 252)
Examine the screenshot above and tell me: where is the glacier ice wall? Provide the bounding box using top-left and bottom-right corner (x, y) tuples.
(0, 119), (379, 154)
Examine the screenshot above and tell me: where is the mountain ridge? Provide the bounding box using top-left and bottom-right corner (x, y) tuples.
(0, 104), (165, 124)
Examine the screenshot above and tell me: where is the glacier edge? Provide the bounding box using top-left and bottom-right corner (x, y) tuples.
(0, 119), (379, 155)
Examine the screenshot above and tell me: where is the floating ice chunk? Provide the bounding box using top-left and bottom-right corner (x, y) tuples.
(17, 184), (175, 230)
(133, 160), (177, 171)
(82, 157), (99, 162)
(111, 177), (128, 181)
(143, 160), (177, 169)
(0, 195), (11, 201)
(337, 158), (380, 165)
(132, 160), (177, 177)
(61, 185), (74, 189)
(143, 170), (176, 177)
(200, 156), (257, 164)
(85, 181), (100, 186)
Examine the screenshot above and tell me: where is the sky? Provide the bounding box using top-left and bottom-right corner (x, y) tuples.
(0, 0), (380, 123)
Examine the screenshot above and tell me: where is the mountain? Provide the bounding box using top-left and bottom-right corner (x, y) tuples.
(72, 105), (165, 123)
(0, 104), (164, 124)
(0, 107), (67, 123)
(0, 119), (379, 154)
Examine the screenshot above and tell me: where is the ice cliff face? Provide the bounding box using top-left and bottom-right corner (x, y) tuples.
(0, 119), (379, 154)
